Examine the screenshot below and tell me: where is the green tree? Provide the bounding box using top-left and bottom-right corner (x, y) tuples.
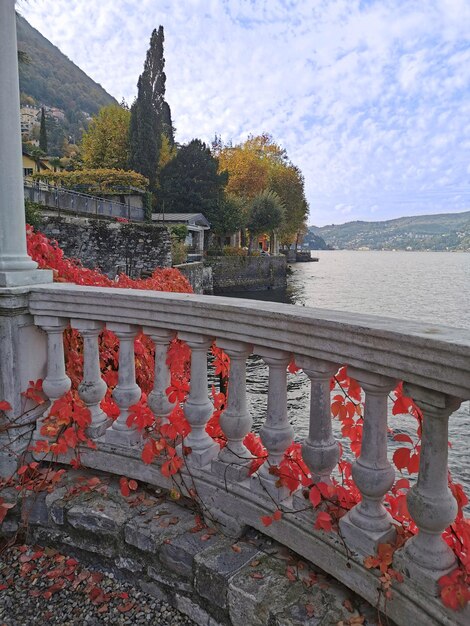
(39, 107), (48, 153)
(210, 194), (245, 240)
(159, 139), (227, 224)
(269, 163), (309, 246)
(81, 105), (131, 169)
(246, 190), (285, 252)
(129, 26), (173, 192)
(29, 147), (46, 173)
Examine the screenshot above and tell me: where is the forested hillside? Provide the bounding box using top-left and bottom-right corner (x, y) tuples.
(17, 14), (117, 152)
(310, 211), (470, 251)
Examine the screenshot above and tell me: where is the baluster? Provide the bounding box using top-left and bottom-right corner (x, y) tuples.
(251, 348), (293, 501)
(72, 319), (110, 438)
(143, 327), (176, 424)
(394, 385), (461, 595)
(212, 340), (253, 481)
(105, 323), (141, 446)
(296, 357), (339, 483)
(34, 316), (71, 435)
(339, 371), (397, 554)
(179, 333), (219, 467)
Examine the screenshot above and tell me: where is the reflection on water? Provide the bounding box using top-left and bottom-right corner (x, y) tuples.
(217, 251), (470, 494)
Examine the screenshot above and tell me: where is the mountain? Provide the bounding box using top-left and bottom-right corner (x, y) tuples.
(309, 211), (470, 251)
(16, 14), (118, 153)
(301, 231), (331, 250)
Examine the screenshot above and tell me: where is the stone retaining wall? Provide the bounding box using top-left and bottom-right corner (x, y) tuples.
(38, 216), (171, 279)
(174, 262), (213, 294)
(1, 472), (376, 626)
(205, 256), (287, 293)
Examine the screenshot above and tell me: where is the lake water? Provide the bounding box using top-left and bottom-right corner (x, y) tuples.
(220, 251), (470, 494)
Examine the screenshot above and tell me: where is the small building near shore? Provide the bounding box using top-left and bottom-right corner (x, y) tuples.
(151, 212), (210, 258)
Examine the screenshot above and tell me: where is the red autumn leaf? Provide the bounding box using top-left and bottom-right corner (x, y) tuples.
(0, 400), (12, 411)
(393, 447), (411, 471)
(119, 477), (130, 497)
(305, 602), (315, 617)
(393, 433), (414, 444)
(161, 454), (183, 477)
(272, 509), (282, 521)
(63, 426), (78, 449)
(392, 394), (412, 415)
(439, 569), (470, 610)
(117, 602), (135, 613)
(261, 515), (273, 527)
(314, 511), (333, 532)
(394, 478), (410, 491)
(309, 485), (321, 507)
(408, 452), (420, 474)
(128, 479), (138, 491)
(285, 566), (297, 581)
(33, 440), (50, 454)
(141, 440), (156, 465)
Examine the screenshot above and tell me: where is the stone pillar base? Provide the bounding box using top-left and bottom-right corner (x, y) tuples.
(0, 269), (53, 288)
(86, 418), (113, 440)
(251, 473), (291, 503)
(105, 427), (141, 447)
(339, 513), (397, 556)
(211, 458), (251, 483)
(393, 547), (454, 597)
(182, 441), (219, 469)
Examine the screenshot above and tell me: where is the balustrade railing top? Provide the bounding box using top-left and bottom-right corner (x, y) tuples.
(29, 283), (470, 398)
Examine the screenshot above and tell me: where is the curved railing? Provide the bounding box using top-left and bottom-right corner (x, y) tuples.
(28, 283), (470, 626)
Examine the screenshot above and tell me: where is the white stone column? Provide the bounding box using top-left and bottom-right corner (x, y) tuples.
(394, 385), (461, 596)
(0, 0), (51, 287)
(179, 332), (219, 468)
(143, 327), (176, 424)
(251, 348), (294, 501)
(339, 371), (397, 554)
(296, 357), (339, 483)
(72, 319), (110, 438)
(34, 316), (71, 433)
(105, 323), (142, 446)
(212, 339), (253, 481)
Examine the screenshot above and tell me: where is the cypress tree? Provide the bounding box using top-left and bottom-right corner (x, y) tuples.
(39, 107), (48, 153)
(129, 26), (173, 192)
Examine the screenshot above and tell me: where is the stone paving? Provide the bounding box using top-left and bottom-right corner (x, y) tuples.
(1, 470), (385, 626)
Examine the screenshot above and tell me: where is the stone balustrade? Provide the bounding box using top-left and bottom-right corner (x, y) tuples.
(26, 283), (470, 626)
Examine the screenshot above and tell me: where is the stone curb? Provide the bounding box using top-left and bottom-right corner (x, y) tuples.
(1, 474), (382, 626)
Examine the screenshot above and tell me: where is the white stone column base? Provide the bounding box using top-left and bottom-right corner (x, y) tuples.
(211, 458), (251, 483)
(0, 269), (53, 288)
(181, 441), (219, 469)
(339, 513), (397, 556)
(86, 418), (113, 439)
(105, 426), (141, 447)
(250, 472), (291, 503)
(393, 547), (455, 597)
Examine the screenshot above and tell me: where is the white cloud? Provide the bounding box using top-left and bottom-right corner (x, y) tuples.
(21, 0), (470, 225)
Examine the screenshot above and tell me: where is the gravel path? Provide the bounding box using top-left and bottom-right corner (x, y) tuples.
(0, 544), (196, 626)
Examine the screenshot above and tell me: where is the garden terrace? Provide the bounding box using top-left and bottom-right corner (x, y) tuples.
(18, 282), (470, 626)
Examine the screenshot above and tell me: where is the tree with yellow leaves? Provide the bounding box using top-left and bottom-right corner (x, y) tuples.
(216, 134), (309, 247)
(81, 105), (131, 170)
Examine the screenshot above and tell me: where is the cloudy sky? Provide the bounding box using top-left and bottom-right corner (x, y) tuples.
(21, 0), (470, 226)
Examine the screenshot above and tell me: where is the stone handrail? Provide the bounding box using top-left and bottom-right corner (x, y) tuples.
(27, 283), (470, 626)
